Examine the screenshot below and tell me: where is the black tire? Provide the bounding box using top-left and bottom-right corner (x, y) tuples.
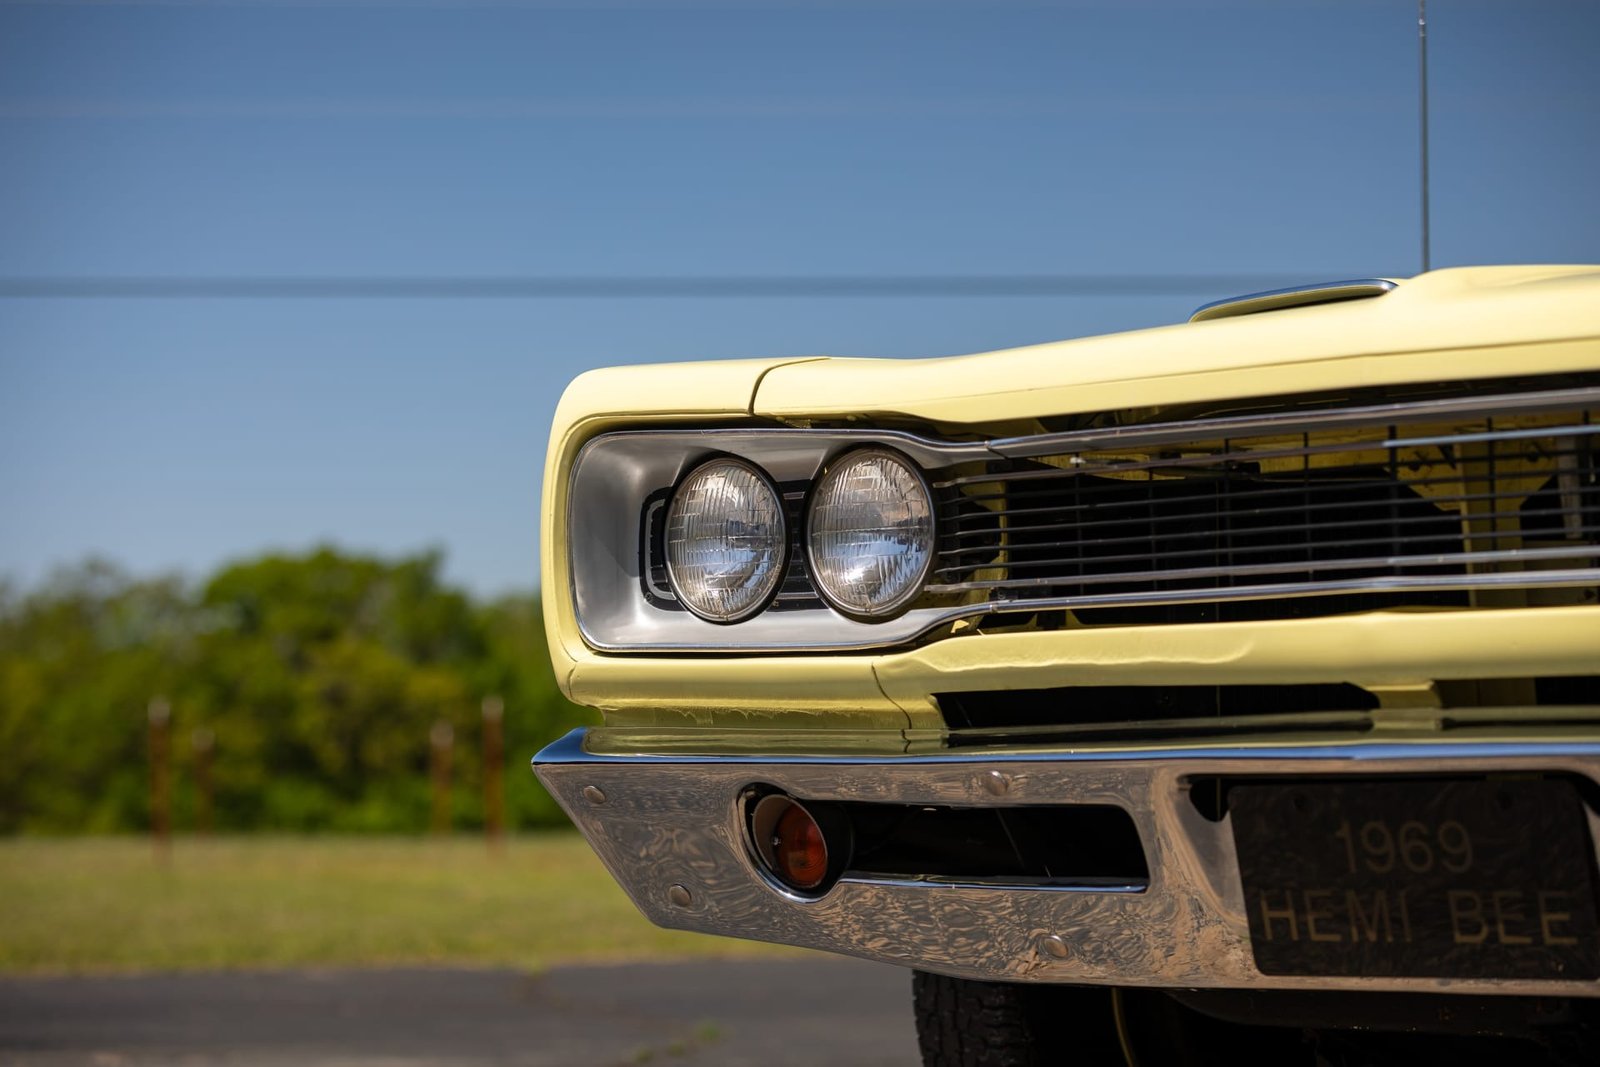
(911, 970), (1124, 1067)
(914, 974), (1600, 1067)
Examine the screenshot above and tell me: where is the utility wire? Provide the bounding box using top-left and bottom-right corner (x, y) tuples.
(0, 273), (1359, 299)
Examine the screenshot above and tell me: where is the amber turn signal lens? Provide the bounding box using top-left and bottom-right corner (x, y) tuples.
(751, 794), (830, 892)
(772, 803), (828, 890)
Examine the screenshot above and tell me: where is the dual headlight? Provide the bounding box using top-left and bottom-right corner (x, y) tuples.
(664, 448), (936, 623)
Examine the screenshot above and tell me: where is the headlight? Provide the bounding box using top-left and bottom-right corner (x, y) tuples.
(665, 457), (788, 623)
(806, 448), (935, 618)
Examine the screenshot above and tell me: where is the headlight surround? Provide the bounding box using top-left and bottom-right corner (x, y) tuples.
(806, 448), (936, 619)
(664, 457), (788, 623)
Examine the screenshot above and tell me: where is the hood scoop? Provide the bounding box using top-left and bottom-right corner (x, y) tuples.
(1189, 278), (1398, 323)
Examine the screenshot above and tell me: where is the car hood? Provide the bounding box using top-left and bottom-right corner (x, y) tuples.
(751, 265), (1600, 430)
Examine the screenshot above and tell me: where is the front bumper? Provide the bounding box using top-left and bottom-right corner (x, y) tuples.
(535, 729), (1600, 997)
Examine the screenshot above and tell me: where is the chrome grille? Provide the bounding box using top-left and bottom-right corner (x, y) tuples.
(928, 392), (1599, 623)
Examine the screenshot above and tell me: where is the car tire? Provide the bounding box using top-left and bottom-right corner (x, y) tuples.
(911, 970), (1125, 1067)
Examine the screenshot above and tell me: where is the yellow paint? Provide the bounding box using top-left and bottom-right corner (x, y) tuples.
(752, 267), (1600, 427)
(871, 607), (1600, 721)
(566, 651), (907, 724)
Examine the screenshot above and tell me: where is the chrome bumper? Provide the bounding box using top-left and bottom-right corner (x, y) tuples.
(534, 729), (1600, 997)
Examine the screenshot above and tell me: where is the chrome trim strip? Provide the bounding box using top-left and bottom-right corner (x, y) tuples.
(589, 569), (1600, 654)
(535, 728), (1600, 767)
(987, 384), (1600, 460)
(914, 568), (1600, 623)
(535, 728), (1600, 994)
(925, 544), (1600, 594)
(1188, 278), (1398, 324)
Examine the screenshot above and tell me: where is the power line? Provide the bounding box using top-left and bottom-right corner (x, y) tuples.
(0, 273), (1357, 299)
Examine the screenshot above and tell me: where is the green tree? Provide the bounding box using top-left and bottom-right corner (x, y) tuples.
(0, 548), (590, 834)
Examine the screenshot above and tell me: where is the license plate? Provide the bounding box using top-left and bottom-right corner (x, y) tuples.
(1230, 779), (1600, 979)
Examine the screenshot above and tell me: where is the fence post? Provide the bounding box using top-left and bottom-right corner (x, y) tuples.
(482, 695), (505, 854)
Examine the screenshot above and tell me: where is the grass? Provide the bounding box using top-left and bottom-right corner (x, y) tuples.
(0, 834), (808, 974)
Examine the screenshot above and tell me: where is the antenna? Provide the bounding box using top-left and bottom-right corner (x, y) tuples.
(1419, 0), (1431, 273)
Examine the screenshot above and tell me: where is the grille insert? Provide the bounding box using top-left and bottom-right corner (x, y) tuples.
(928, 401), (1598, 624)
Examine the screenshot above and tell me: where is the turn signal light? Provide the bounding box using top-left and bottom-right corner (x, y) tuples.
(751, 794), (830, 892)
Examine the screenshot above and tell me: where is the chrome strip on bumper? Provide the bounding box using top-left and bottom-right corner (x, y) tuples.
(534, 729), (1600, 996)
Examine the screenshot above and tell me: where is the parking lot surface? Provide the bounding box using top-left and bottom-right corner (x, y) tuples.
(0, 957), (919, 1066)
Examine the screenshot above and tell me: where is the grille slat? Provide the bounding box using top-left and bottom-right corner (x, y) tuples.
(932, 422), (1598, 489)
(926, 568), (1600, 612)
(927, 544), (1600, 594)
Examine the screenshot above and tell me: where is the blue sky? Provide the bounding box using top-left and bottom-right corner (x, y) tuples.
(2, 0), (1597, 597)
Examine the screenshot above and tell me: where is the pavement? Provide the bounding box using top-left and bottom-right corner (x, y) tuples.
(0, 957), (920, 1067)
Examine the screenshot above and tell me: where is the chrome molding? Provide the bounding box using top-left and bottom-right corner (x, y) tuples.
(566, 386), (1600, 653)
(580, 571), (1600, 653)
(1188, 278), (1398, 324)
(536, 728), (1600, 996)
(986, 385), (1600, 462)
(926, 547), (1600, 593)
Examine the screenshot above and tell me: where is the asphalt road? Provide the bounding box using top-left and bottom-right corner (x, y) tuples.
(0, 957), (919, 1067)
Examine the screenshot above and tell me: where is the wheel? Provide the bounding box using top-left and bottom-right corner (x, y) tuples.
(912, 975), (1600, 1067)
(910, 973), (1318, 1066)
(910, 970), (1125, 1067)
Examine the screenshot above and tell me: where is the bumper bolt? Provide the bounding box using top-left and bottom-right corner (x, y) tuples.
(1040, 935), (1070, 960)
(668, 884), (693, 908)
(582, 785), (607, 805)
(983, 771), (1012, 797)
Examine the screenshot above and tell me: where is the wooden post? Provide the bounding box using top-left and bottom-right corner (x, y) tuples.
(191, 727), (215, 835)
(429, 719), (454, 835)
(147, 697), (171, 859)
(482, 695), (505, 854)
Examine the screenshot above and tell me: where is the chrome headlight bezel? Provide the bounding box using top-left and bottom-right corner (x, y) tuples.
(663, 455), (789, 624)
(565, 428), (990, 652)
(804, 447), (937, 621)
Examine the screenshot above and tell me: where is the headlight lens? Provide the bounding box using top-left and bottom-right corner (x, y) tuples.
(806, 448), (935, 618)
(665, 458), (787, 623)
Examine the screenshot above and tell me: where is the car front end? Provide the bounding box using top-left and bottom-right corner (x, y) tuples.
(535, 265), (1600, 1061)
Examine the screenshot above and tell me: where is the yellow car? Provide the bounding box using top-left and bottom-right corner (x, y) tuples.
(536, 265), (1600, 1065)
